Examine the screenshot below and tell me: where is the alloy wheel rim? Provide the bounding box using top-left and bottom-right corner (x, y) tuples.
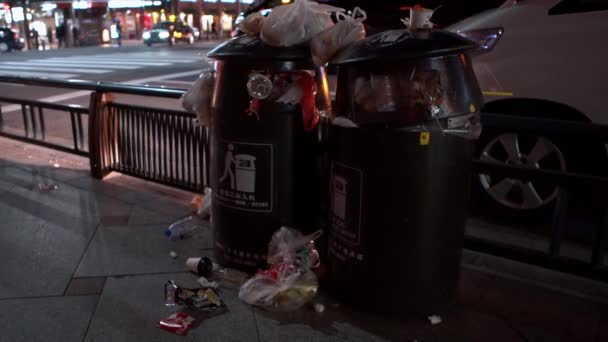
(479, 133), (567, 210)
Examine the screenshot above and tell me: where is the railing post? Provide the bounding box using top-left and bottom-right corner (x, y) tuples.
(89, 91), (116, 179)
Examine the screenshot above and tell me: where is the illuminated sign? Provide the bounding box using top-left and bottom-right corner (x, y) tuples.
(11, 6), (24, 21)
(40, 2), (57, 11)
(108, 0), (161, 8)
(72, 1), (91, 9)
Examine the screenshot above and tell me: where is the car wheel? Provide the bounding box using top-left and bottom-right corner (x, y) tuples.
(474, 127), (607, 224)
(146, 42), (152, 47)
(0, 42), (10, 53)
(478, 132), (567, 210)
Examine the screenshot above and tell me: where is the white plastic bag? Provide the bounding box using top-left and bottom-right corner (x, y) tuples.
(238, 268), (318, 311)
(260, 0), (344, 47)
(238, 227), (322, 311)
(310, 7), (366, 66)
(239, 11), (265, 35)
(196, 187), (212, 219)
(180, 70), (215, 127)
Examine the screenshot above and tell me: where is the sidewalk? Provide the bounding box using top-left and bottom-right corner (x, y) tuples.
(0, 136), (606, 342)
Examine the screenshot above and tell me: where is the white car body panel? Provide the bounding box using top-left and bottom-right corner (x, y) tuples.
(448, 0), (608, 124)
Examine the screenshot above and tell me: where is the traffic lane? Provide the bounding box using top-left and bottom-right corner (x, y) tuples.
(0, 63), (209, 118)
(0, 43), (210, 62)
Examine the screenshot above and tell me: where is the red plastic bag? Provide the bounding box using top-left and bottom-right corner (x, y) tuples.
(156, 312), (195, 336)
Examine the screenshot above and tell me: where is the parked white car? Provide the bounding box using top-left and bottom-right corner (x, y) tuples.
(448, 0), (608, 217)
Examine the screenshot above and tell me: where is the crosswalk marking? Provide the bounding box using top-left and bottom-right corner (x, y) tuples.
(6, 61), (140, 69)
(0, 51), (200, 80)
(45, 58), (170, 66)
(83, 55), (199, 63)
(0, 70), (77, 79)
(0, 65), (111, 74)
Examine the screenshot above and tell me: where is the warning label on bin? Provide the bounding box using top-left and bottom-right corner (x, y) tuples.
(215, 140), (273, 212)
(330, 162), (362, 245)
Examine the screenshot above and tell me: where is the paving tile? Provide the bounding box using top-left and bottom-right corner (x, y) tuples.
(66, 175), (141, 204)
(254, 308), (389, 342)
(74, 223), (213, 277)
(428, 307), (527, 342)
(476, 275), (602, 341)
(0, 166), (132, 228)
(65, 277), (107, 296)
(254, 292), (428, 342)
(128, 205), (182, 225)
(84, 273), (258, 342)
(0, 201), (95, 298)
(457, 267), (495, 308)
(462, 250), (608, 304)
(67, 174), (193, 218)
(0, 295), (98, 342)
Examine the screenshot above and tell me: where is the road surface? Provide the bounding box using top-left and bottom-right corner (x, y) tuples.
(0, 42), (215, 148)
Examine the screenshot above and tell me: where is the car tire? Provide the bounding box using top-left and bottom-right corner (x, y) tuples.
(0, 42), (10, 53)
(472, 100), (608, 223)
(146, 42), (152, 47)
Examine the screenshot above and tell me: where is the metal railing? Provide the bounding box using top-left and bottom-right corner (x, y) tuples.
(1, 76), (608, 282)
(0, 96), (89, 156)
(469, 113), (608, 282)
(0, 76), (208, 192)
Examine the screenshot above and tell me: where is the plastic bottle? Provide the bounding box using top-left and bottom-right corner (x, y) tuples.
(164, 216), (199, 240)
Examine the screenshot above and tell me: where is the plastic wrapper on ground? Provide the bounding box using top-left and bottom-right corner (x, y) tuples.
(238, 227), (322, 311)
(156, 312), (195, 336)
(239, 267), (318, 312)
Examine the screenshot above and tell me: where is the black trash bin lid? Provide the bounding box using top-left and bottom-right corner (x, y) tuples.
(331, 29), (477, 65)
(207, 35), (313, 63)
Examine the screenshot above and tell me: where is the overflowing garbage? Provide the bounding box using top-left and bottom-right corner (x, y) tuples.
(238, 227), (322, 312)
(161, 0), (481, 333)
(181, 0), (368, 126)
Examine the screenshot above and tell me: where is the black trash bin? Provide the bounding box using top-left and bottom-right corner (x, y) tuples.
(324, 29), (483, 315)
(207, 35), (331, 271)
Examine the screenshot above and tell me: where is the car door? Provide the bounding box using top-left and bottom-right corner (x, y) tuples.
(474, 0), (608, 123)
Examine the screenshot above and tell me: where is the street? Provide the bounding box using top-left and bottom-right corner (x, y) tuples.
(0, 42), (215, 148)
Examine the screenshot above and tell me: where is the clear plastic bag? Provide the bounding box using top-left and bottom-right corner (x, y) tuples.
(310, 7), (366, 66)
(239, 11), (265, 35)
(260, 0), (343, 47)
(196, 187), (212, 219)
(238, 265), (318, 312)
(180, 70), (215, 127)
(238, 227), (322, 311)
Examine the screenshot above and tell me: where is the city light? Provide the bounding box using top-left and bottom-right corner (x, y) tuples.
(40, 2), (57, 11)
(10, 6), (24, 21)
(72, 1), (91, 10)
(108, 0), (162, 9)
(281, 0), (291, 3)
